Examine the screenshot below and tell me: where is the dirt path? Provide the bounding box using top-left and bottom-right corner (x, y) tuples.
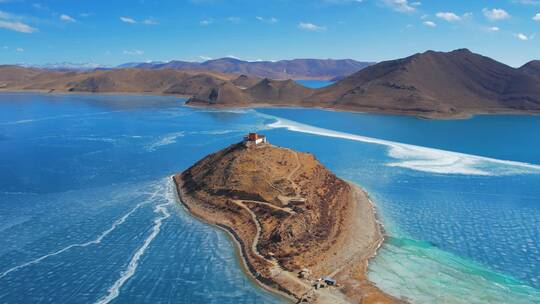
(243, 200), (295, 214)
(285, 150), (302, 190)
(232, 198), (350, 304)
(231, 200), (267, 261)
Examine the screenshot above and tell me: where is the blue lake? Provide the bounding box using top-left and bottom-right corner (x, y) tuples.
(294, 80), (333, 88)
(1, 93), (539, 303)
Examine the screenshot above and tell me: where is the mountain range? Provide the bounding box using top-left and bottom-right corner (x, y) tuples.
(17, 58), (372, 80)
(117, 58), (373, 80)
(188, 49), (540, 118)
(18, 62), (106, 71)
(1, 49), (539, 118)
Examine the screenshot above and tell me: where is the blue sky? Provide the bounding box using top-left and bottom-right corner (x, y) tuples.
(0, 0), (539, 67)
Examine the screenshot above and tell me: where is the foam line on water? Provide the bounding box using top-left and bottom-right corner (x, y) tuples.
(145, 132), (184, 152)
(95, 179), (176, 304)
(0, 189), (160, 280)
(262, 114), (540, 176)
(197, 108), (249, 114)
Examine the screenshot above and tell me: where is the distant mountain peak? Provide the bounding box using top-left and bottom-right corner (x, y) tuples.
(450, 48), (472, 54)
(519, 60), (540, 77)
(308, 48), (540, 117)
(114, 58), (374, 80)
(18, 62), (107, 71)
(208, 57), (247, 63)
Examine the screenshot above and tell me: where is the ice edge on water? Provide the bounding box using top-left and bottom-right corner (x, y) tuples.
(263, 115), (540, 176)
(95, 178), (176, 304)
(0, 190), (159, 280)
(369, 235), (540, 304)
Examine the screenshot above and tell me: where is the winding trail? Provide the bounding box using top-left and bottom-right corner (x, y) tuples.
(231, 200), (267, 261)
(243, 200), (294, 214)
(229, 150), (302, 260)
(231, 199), (349, 304)
(271, 149), (303, 205)
(285, 149), (302, 192)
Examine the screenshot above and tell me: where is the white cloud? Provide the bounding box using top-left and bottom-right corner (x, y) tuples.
(436, 12), (461, 22)
(382, 0), (416, 13)
(2, 45), (26, 52)
(200, 18), (212, 26)
(256, 16), (278, 24)
(423, 21), (436, 27)
(482, 8), (510, 21)
(533, 13), (540, 21)
(142, 19), (157, 25)
(120, 16), (136, 24)
(488, 26), (500, 32)
(60, 14), (76, 22)
(32, 3), (50, 11)
(0, 10), (37, 33)
(516, 33), (528, 40)
(298, 22), (326, 31)
(120, 17), (157, 25)
(198, 55), (212, 61)
(0, 20), (36, 33)
(123, 49), (144, 55)
(515, 33), (534, 40)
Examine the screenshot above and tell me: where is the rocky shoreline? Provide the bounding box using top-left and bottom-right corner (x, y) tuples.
(173, 141), (403, 303)
(174, 176), (297, 302)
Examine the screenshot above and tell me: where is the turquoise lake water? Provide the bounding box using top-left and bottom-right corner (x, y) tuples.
(1, 93), (539, 303)
(294, 80), (333, 88)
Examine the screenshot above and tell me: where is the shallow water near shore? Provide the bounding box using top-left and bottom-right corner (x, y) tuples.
(1, 93), (540, 303)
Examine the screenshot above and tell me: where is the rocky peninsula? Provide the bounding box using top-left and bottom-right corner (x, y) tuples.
(173, 134), (401, 303)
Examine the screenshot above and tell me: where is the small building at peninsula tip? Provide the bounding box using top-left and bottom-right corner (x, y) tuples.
(243, 132), (267, 146)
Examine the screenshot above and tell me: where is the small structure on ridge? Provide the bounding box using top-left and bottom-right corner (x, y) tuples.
(322, 276), (336, 286)
(243, 132), (267, 146)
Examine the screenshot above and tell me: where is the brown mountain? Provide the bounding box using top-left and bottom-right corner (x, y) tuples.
(245, 78), (313, 103)
(2, 49), (540, 118)
(187, 78), (314, 107)
(306, 49), (540, 117)
(190, 49), (540, 118)
(124, 58), (373, 80)
(174, 140), (398, 303)
(519, 60), (540, 77)
(0, 65), (42, 88)
(0, 67), (257, 96)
